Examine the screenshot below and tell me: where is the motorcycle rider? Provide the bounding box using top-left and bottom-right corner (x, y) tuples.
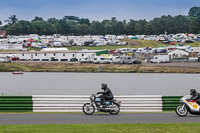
(190, 89), (200, 105)
(97, 83), (114, 106)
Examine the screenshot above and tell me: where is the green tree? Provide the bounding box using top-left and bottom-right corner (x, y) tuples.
(5, 15), (18, 25)
(31, 21), (47, 35)
(47, 18), (57, 24)
(144, 23), (153, 35)
(80, 24), (90, 35)
(189, 7), (200, 17)
(115, 21), (125, 35)
(18, 20), (32, 35)
(69, 22), (80, 35)
(31, 16), (44, 22)
(58, 19), (71, 34)
(135, 19), (147, 34)
(90, 21), (104, 35)
(172, 15), (190, 34)
(127, 19), (136, 35)
(79, 18), (90, 25)
(6, 23), (22, 35)
(104, 21), (113, 34)
(189, 16), (200, 33)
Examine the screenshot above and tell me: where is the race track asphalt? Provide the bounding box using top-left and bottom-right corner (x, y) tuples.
(0, 113), (200, 125)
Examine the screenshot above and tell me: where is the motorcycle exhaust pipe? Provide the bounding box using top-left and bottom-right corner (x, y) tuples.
(100, 108), (118, 112)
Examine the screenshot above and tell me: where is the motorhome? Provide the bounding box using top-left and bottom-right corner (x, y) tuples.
(92, 56), (110, 64)
(79, 56), (93, 63)
(150, 55), (170, 63)
(119, 56), (142, 64)
(111, 56), (120, 64)
(0, 55), (12, 63)
(116, 48), (134, 54)
(136, 47), (152, 54)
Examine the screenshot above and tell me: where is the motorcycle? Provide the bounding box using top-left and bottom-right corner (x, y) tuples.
(82, 93), (121, 115)
(176, 95), (200, 117)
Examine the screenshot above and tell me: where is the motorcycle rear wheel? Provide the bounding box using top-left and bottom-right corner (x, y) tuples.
(175, 105), (188, 117)
(109, 103), (120, 115)
(82, 103), (95, 115)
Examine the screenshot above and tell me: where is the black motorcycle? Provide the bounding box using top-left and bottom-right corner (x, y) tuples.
(82, 94), (121, 115)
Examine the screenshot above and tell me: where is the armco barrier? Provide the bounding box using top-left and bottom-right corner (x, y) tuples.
(0, 95), (182, 112)
(162, 96), (182, 111)
(32, 95), (162, 112)
(0, 96), (33, 112)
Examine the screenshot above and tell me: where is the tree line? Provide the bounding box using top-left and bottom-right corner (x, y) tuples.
(1, 7), (200, 36)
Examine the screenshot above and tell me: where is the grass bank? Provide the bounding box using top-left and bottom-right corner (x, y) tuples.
(66, 39), (200, 51)
(1, 62), (200, 73)
(67, 39), (166, 50)
(0, 123), (200, 133)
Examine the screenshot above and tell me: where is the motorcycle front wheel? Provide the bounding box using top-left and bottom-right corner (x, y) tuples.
(82, 103), (95, 115)
(109, 103), (120, 115)
(175, 105), (188, 117)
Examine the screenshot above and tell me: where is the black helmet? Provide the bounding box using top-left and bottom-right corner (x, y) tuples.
(101, 83), (107, 90)
(190, 89), (196, 95)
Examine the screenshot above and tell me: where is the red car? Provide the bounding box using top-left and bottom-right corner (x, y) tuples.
(12, 57), (19, 61)
(170, 42), (175, 45)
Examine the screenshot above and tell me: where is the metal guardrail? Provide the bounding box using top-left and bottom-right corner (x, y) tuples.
(162, 96), (182, 111)
(0, 95), (182, 112)
(0, 96), (32, 112)
(32, 95), (163, 112)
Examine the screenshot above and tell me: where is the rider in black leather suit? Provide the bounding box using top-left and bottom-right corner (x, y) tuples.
(97, 83), (114, 105)
(190, 89), (200, 105)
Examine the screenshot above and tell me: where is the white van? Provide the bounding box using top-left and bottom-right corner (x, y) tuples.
(111, 56), (120, 64)
(150, 55), (170, 63)
(0, 56), (12, 63)
(79, 57), (93, 63)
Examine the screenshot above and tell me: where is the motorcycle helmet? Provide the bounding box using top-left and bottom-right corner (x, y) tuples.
(190, 89), (196, 95)
(101, 83), (107, 90)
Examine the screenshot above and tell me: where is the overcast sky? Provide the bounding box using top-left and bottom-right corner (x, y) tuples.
(0, 0), (200, 25)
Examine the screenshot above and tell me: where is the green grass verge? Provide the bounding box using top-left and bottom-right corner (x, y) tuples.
(0, 123), (200, 133)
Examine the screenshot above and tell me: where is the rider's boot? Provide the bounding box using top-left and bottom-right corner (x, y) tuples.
(101, 101), (106, 108)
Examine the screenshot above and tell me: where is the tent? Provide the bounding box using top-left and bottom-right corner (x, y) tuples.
(168, 49), (189, 58)
(28, 38), (36, 42)
(131, 37), (138, 39)
(34, 38), (40, 42)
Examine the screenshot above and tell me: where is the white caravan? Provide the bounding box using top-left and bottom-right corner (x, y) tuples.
(150, 55), (170, 63)
(92, 56), (110, 64)
(0, 55), (12, 63)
